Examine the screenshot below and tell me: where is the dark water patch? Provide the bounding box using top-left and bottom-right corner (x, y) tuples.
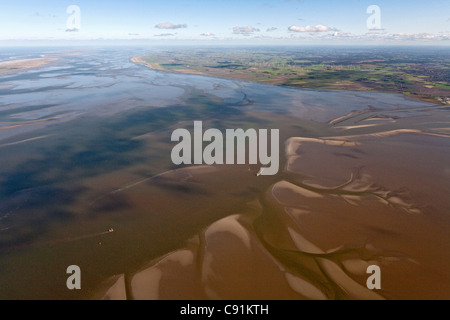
(90, 193), (131, 214)
(0, 104), (60, 118)
(333, 152), (360, 159)
(0, 186), (83, 251)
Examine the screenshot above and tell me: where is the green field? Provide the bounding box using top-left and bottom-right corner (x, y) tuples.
(138, 47), (450, 104)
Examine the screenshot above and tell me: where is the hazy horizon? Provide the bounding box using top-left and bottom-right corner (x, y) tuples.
(1, 0), (449, 45)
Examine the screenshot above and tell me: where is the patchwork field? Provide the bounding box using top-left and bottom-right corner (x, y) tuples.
(135, 47), (450, 105)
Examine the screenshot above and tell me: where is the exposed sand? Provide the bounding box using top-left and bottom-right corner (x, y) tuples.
(102, 275), (127, 300)
(130, 56), (208, 75)
(326, 128), (450, 140)
(131, 267), (163, 300)
(116, 212), (332, 300)
(334, 124), (380, 130)
(130, 56), (153, 68)
(0, 58), (57, 73)
(98, 104), (450, 300)
(286, 137), (360, 156)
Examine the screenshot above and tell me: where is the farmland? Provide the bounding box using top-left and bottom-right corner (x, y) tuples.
(136, 47), (450, 104)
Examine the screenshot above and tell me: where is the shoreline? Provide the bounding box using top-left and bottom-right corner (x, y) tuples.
(0, 58), (58, 74)
(130, 54), (444, 106)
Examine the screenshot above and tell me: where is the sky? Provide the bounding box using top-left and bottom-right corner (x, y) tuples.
(0, 0), (449, 45)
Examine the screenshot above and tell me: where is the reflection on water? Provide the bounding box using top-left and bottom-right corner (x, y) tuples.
(0, 47), (448, 299)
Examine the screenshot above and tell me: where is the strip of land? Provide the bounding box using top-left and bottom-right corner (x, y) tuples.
(0, 58), (57, 74)
(132, 48), (450, 105)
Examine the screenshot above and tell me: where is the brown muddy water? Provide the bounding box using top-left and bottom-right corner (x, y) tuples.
(0, 47), (448, 300)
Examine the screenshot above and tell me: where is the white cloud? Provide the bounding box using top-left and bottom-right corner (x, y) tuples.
(288, 24), (336, 33)
(155, 23), (187, 30)
(266, 27), (278, 32)
(233, 26), (260, 35)
(200, 32), (215, 37)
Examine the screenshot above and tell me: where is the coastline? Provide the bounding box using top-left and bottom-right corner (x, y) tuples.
(0, 58), (57, 74)
(130, 54), (445, 105)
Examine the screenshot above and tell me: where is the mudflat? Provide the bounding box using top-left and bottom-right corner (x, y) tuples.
(0, 47), (448, 300)
(0, 58), (57, 74)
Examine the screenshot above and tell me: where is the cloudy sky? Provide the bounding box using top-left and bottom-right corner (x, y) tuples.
(1, 0), (449, 44)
